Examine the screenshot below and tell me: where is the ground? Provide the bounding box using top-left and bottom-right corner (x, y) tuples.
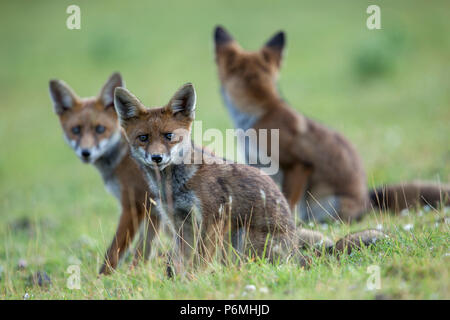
(0, 0), (449, 299)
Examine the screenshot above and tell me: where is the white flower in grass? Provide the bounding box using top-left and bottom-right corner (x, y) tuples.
(376, 224), (383, 231)
(400, 209), (409, 217)
(17, 258), (28, 270)
(244, 284), (256, 292)
(403, 224), (413, 231)
(259, 287), (269, 294)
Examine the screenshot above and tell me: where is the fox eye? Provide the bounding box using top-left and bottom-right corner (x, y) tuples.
(95, 125), (105, 134)
(138, 134), (149, 142)
(164, 133), (174, 141)
(72, 126), (81, 135)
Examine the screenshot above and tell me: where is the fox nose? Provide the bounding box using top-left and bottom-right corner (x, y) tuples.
(151, 154), (163, 164)
(81, 149), (91, 159)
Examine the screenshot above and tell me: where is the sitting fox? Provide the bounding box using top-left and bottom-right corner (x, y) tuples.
(114, 83), (384, 275)
(49, 73), (160, 275)
(214, 26), (450, 222)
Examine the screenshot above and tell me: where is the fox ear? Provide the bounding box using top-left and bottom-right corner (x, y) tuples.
(49, 80), (79, 115)
(114, 87), (145, 126)
(100, 72), (124, 108)
(262, 31), (285, 66)
(214, 25), (234, 49)
(169, 83), (196, 119)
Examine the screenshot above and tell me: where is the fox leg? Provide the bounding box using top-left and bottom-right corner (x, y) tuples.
(99, 202), (143, 275)
(242, 227), (294, 263)
(131, 211), (160, 267)
(296, 228), (334, 250)
(282, 164), (312, 211)
(166, 236), (185, 278)
(334, 229), (387, 254)
(197, 221), (224, 267)
(167, 217), (197, 277)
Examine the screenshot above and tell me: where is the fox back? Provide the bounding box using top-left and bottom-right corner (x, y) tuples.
(214, 26), (449, 222)
(214, 26), (370, 221)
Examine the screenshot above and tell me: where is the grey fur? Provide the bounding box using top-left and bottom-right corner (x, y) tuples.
(94, 133), (128, 201)
(220, 87), (260, 131)
(298, 195), (340, 222)
(135, 156), (202, 237)
(221, 87), (339, 223)
(231, 227), (246, 254)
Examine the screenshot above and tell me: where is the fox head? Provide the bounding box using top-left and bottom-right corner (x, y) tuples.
(114, 83), (196, 171)
(49, 73), (124, 164)
(214, 26), (285, 108)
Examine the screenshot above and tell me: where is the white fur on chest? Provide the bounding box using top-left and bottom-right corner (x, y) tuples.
(221, 87), (260, 131)
(104, 177), (121, 200)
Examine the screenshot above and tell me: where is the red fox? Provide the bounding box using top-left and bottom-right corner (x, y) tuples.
(49, 73), (160, 275)
(214, 26), (450, 222)
(114, 83), (385, 274)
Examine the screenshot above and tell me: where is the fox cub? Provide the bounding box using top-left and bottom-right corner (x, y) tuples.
(114, 83), (384, 274)
(114, 83), (299, 272)
(49, 73), (160, 275)
(214, 26), (450, 222)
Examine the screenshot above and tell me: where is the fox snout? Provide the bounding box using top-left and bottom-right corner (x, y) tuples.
(81, 149), (91, 161)
(74, 135), (97, 163)
(150, 154), (163, 164)
(67, 130), (122, 164)
(75, 145), (96, 163)
(143, 149), (170, 169)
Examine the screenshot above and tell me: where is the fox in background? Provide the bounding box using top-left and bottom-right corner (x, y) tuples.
(114, 83), (385, 276)
(49, 73), (160, 275)
(214, 26), (450, 223)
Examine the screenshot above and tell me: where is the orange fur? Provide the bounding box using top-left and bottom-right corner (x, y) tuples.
(50, 73), (160, 275)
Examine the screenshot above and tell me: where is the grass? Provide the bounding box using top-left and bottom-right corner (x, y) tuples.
(0, 0), (449, 299)
(1, 209), (449, 299)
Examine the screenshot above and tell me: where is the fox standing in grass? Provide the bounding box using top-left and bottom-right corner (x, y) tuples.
(214, 26), (450, 222)
(114, 83), (384, 275)
(49, 73), (160, 274)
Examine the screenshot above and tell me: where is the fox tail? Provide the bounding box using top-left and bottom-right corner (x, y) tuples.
(368, 181), (450, 212)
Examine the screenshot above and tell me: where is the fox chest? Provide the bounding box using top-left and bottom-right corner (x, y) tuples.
(104, 177), (122, 200)
(96, 166), (122, 201)
(221, 87), (260, 131)
(145, 170), (202, 230)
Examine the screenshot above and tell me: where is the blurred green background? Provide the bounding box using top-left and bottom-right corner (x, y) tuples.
(0, 0), (449, 292)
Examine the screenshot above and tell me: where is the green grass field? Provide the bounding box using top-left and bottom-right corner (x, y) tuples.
(0, 0), (449, 299)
